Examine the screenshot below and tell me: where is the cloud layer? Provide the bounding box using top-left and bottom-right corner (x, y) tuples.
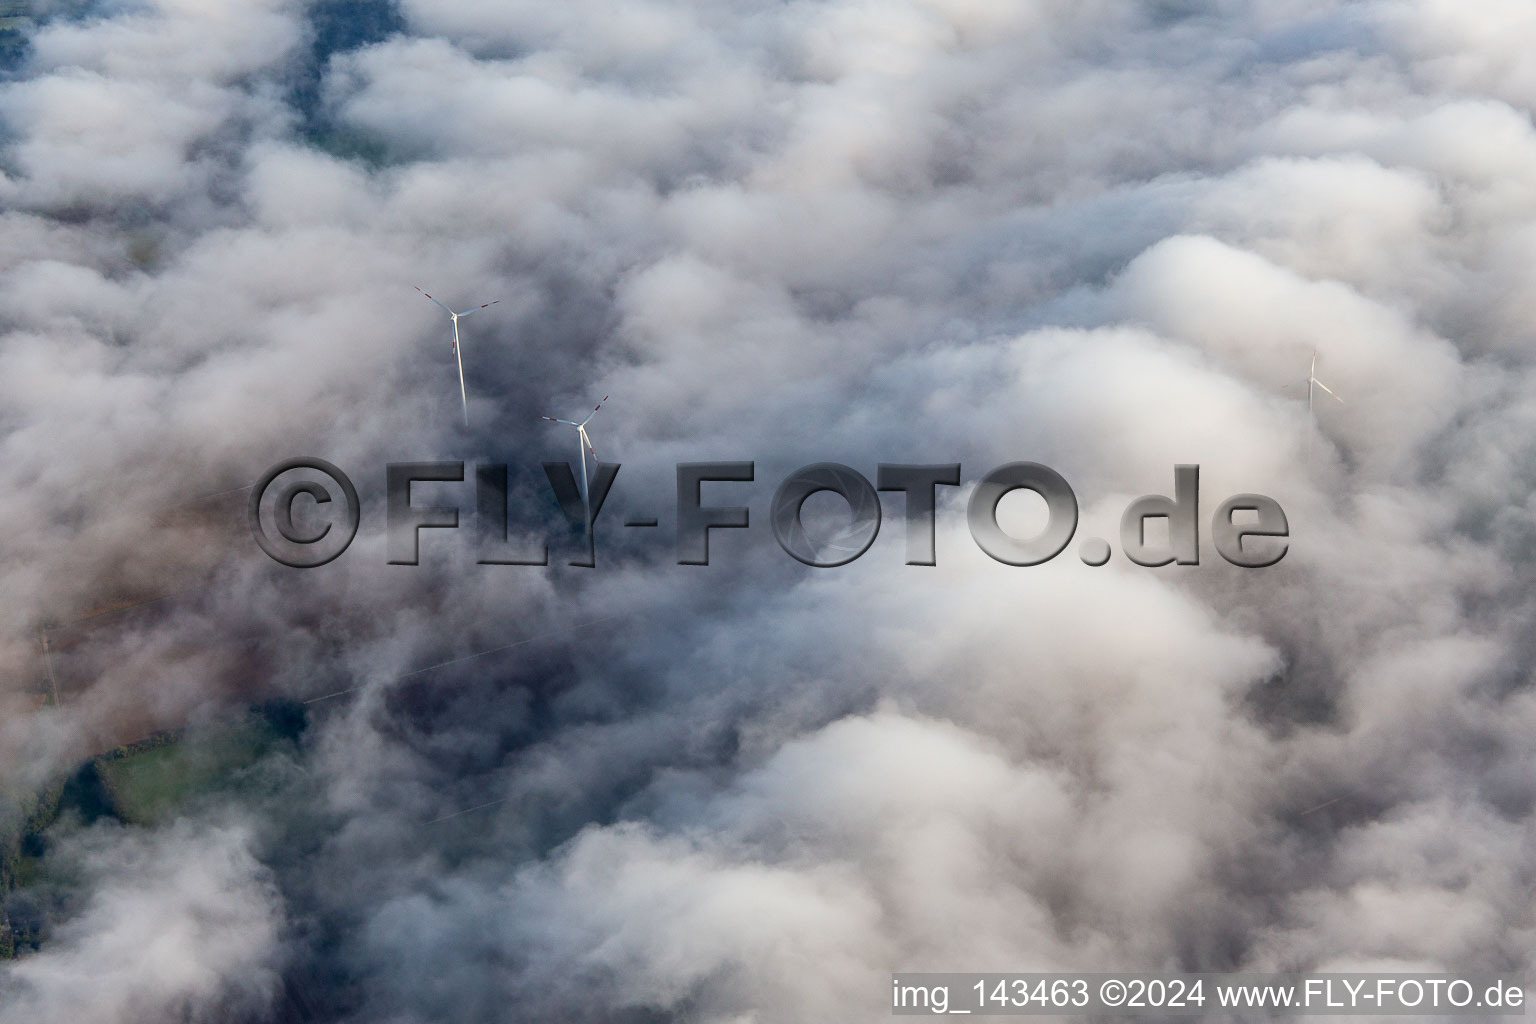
(3, 0), (1536, 1020)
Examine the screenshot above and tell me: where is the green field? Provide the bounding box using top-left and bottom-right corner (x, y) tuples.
(95, 722), (274, 825)
(0, 701), (306, 958)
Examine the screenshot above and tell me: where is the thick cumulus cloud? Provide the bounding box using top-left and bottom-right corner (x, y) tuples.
(0, 820), (284, 1023)
(3, 0), (1536, 1020)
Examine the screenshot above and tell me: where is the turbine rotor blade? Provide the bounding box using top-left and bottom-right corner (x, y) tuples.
(415, 286), (454, 316)
(581, 395), (610, 426)
(1314, 379), (1344, 402)
(454, 300), (499, 317)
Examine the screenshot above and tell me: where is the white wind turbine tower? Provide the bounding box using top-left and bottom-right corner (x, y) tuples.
(416, 286), (499, 427)
(541, 395), (608, 535)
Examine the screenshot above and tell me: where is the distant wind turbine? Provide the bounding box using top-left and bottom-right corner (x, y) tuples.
(1306, 348), (1343, 416)
(416, 286), (499, 427)
(540, 395), (608, 535)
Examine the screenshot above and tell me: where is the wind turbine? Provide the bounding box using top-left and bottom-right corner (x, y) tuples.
(541, 395), (608, 535)
(1306, 348), (1343, 415)
(416, 287), (499, 427)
